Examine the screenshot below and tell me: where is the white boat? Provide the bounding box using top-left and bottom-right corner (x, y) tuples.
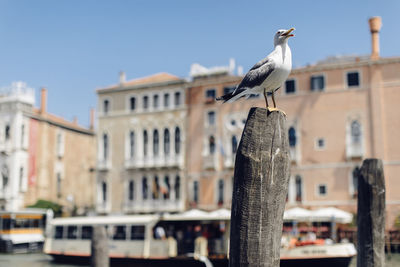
(0, 209), (53, 253)
(44, 210), (356, 266)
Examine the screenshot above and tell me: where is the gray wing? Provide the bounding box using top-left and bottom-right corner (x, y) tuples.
(235, 57), (276, 92)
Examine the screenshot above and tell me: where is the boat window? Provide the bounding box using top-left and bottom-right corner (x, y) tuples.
(2, 218), (11, 230)
(81, 226), (93, 240)
(32, 219), (40, 228)
(67, 225), (78, 239)
(131, 225), (145, 240)
(113, 225), (127, 240)
(54, 226), (64, 239)
(14, 218), (25, 228)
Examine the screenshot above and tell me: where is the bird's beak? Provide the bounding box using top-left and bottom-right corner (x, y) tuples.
(282, 28), (295, 37)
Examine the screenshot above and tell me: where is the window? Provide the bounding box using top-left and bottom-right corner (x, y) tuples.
(153, 94), (159, 109)
(347, 72), (359, 87)
(352, 167), (359, 197)
(142, 177), (148, 200)
(56, 173), (62, 198)
(128, 180), (134, 201)
(56, 132), (64, 157)
(164, 93), (169, 108)
(232, 136), (238, 154)
(288, 127), (296, 147)
(153, 129), (159, 156)
(206, 89), (216, 101)
(131, 225), (145, 240)
(230, 120), (236, 126)
(218, 179), (224, 205)
(311, 75), (325, 91)
(67, 226), (78, 239)
(318, 184), (327, 196)
(143, 130), (148, 156)
(285, 79), (296, 94)
(129, 131), (135, 159)
(351, 121), (361, 144)
(19, 167), (24, 192)
(209, 136), (216, 154)
(54, 226), (64, 239)
(174, 92), (181, 106)
(174, 127), (181, 154)
(153, 176), (160, 199)
(130, 97), (136, 111)
(316, 138), (325, 149)
(21, 124), (25, 147)
(175, 176), (180, 200)
(164, 129), (170, 155)
(163, 176), (170, 200)
(193, 181), (199, 204)
(224, 86), (235, 95)
(295, 175), (302, 202)
(102, 181), (107, 202)
(113, 225), (127, 240)
(5, 125), (10, 141)
(143, 96), (149, 110)
(2, 165), (9, 189)
(207, 111), (216, 125)
(103, 134), (108, 160)
(103, 100), (109, 114)
(81, 226), (93, 240)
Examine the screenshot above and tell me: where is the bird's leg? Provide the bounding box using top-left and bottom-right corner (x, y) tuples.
(272, 91), (277, 108)
(263, 89), (269, 109)
(268, 89), (286, 116)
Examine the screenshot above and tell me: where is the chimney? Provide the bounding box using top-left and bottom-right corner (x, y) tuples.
(119, 71), (126, 84)
(89, 108), (95, 130)
(368, 16), (382, 60)
(40, 88), (47, 114)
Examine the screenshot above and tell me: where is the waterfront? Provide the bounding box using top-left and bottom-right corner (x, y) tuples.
(1, 253), (400, 267)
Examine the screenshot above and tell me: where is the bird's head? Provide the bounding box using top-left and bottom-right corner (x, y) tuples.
(274, 28), (295, 46)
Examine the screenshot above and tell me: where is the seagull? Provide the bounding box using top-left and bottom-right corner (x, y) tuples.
(216, 28), (295, 112)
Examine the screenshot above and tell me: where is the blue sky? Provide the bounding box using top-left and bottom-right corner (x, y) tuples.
(0, 0), (399, 127)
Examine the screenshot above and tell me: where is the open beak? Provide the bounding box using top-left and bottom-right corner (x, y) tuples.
(282, 27), (295, 37)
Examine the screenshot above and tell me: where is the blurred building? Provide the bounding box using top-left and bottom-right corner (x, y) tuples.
(0, 83), (96, 215)
(186, 17), (400, 227)
(96, 72), (187, 214)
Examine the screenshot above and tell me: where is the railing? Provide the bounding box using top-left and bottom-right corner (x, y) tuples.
(125, 154), (183, 169)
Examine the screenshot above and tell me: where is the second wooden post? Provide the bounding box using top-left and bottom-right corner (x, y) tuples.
(229, 107), (290, 267)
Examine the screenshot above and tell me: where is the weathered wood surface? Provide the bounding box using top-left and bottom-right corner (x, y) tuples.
(91, 225), (109, 267)
(357, 159), (385, 267)
(229, 107), (290, 267)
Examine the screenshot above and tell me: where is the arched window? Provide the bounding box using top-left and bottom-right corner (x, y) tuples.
(218, 179), (224, 205)
(153, 130), (159, 156)
(351, 121), (361, 144)
(232, 136), (238, 154)
(164, 129), (170, 155)
(143, 130), (148, 156)
(175, 127), (181, 154)
(2, 165), (9, 189)
(56, 173), (62, 198)
(193, 181), (199, 204)
(21, 124), (25, 146)
(5, 125), (10, 140)
(103, 100), (109, 114)
(19, 167), (24, 192)
(175, 176), (180, 200)
(142, 177), (148, 200)
(153, 94), (159, 109)
(289, 127), (296, 147)
(102, 181), (107, 202)
(128, 180), (134, 201)
(174, 92), (181, 106)
(129, 131), (135, 159)
(130, 97), (136, 111)
(164, 93), (169, 108)
(295, 175), (302, 202)
(209, 136), (216, 154)
(143, 96), (149, 110)
(103, 134), (108, 160)
(163, 176), (170, 200)
(153, 176), (160, 199)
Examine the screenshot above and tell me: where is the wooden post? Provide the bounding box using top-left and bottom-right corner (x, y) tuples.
(91, 225), (109, 267)
(357, 159), (385, 267)
(229, 108), (290, 267)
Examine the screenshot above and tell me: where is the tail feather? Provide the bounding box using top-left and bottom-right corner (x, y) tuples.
(216, 87), (247, 103)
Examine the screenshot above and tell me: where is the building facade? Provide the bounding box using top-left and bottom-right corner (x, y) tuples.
(96, 73), (187, 214)
(185, 17), (400, 227)
(0, 83), (96, 214)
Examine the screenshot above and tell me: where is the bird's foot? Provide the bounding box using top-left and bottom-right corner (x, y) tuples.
(267, 107), (287, 116)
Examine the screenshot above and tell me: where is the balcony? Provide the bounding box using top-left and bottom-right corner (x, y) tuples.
(97, 159), (111, 171)
(289, 146), (300, 164)
(224, 154), (236, 169)
(346, 142), (364, 160)
(203, 154), (217, 170)
(125, 154), (184, 169)
(123, 199), (183, 213)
